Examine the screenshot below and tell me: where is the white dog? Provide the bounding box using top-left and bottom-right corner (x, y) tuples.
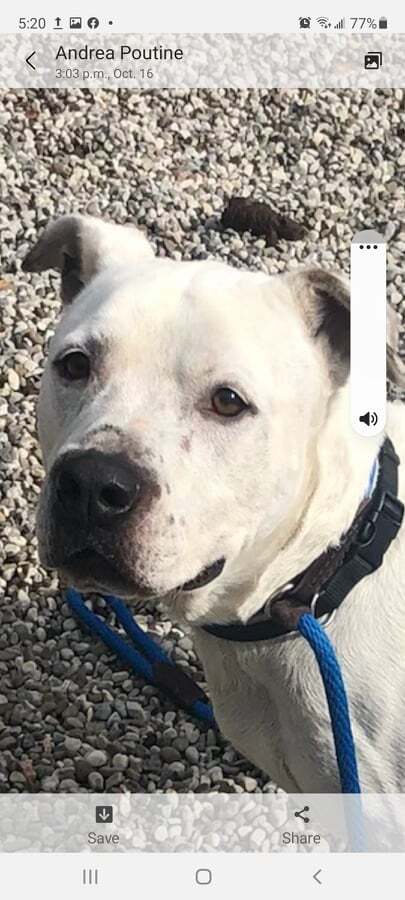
(23, 215), (405, 793)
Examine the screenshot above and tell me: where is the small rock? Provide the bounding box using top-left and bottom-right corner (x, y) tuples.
(112, 753), (129, 771)
(59, 778), (78, 792)
(88, 772), (104, 790)
(127, 702), (146, 724)
(9, 771), (26, 784)
(8, 369), (20, 391)
(85, 750), (108, 768)
(167, 762), (186, 779)
(75, 760), (93, 784)
(94, 703), (113, 721)
(154, 825), (168, 842)
(161, 747), (182, 763)
(65, 737), (82, 754)
(185, 746), (199, 765)
(42, 775), (59, 792)
(251, 828), (266, 848)
(243, 777), (258, 792)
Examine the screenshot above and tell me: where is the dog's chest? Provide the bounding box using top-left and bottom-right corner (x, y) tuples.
(194, 627), (340, 791)
(193, 570), (405, 794)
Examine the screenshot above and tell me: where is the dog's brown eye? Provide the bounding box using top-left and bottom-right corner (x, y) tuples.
(212, 387), (248, 418)
(55, 351), (90, 382)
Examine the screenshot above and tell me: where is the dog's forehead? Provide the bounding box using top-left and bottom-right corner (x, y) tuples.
(55, 259), (293, 364)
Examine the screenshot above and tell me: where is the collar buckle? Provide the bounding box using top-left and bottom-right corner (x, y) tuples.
(357, 490), (404, 571)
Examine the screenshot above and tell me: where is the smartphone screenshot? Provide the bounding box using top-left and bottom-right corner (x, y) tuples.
(1, 2), (405, 896)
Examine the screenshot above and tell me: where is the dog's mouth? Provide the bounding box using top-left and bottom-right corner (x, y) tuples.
(181, 557), (225, 592)
(61, 549), (225, 597)
(61, 549), (154, 597)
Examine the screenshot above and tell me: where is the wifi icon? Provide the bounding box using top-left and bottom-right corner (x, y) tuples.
(317, 16), (331, 28)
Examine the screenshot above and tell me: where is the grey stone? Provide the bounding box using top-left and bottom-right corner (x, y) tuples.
(85, 750), (108, 768)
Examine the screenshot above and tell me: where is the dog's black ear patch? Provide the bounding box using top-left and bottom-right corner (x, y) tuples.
(386, 306), (405, 388)
(22, 216), (84, 304)
(22, 214), (155, 308)
(289, 267), (405, 388)
(61, 251), (84, 305)
(290, 268), (350, 385)
(307, 269), (350, 385)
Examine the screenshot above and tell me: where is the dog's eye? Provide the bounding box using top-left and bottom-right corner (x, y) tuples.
(211, 387), (248, 418)
(55, 351), (90, 382)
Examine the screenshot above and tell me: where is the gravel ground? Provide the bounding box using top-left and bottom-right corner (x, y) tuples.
(0, 87), (404, 795)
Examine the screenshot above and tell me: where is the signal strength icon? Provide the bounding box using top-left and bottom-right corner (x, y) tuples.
(334, 17), (345, 29)
(317, 16), (331, 28)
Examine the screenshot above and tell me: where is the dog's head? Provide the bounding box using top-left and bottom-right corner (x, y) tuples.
(23, 215), (405, 623)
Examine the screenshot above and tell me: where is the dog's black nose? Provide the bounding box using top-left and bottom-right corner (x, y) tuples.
(54, 450), (142, 527)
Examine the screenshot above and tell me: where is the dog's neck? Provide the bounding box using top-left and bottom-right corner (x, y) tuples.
(241, 389), (382, 622)
(194, 388), (382, 626)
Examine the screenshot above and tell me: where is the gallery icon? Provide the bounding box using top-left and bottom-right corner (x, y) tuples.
(69, 16), (82, 28)
(364, 51), (383, 69)
(87, 16), (100, 29)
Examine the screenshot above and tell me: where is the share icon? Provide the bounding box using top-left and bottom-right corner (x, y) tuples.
(294, 805), (310, 823)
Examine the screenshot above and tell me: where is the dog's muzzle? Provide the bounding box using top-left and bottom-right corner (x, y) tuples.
(54, 449), (142, 529)
(45, 448), (225, 597)
(45, 448), (159, 593)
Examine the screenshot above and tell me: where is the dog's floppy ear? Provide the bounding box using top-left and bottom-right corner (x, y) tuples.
(22, 215), (154, 305)
(286, 267), (405, 388)
(386, 306), (405, 388)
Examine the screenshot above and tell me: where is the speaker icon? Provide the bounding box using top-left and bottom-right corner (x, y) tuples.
(359, 411), (378, 426)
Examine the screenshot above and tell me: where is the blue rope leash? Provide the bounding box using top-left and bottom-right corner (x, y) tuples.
(297, 615), (365, 850)
(297, 613), (361, 795)
(66, 588), (215, 725)
(66, 590), (361, 794)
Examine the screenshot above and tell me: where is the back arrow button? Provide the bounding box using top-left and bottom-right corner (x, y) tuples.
(26, 51), (36, 70)
(313, 869), (323, 884)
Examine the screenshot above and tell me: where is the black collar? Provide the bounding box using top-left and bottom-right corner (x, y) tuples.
(203, 438), (404, 643)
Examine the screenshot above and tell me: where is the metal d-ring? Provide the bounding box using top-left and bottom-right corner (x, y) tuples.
(310, 592), (336, 629)
(262, 581), (296, 617)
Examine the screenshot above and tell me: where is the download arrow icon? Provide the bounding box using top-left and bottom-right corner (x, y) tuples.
(95, 806), (113, 823)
